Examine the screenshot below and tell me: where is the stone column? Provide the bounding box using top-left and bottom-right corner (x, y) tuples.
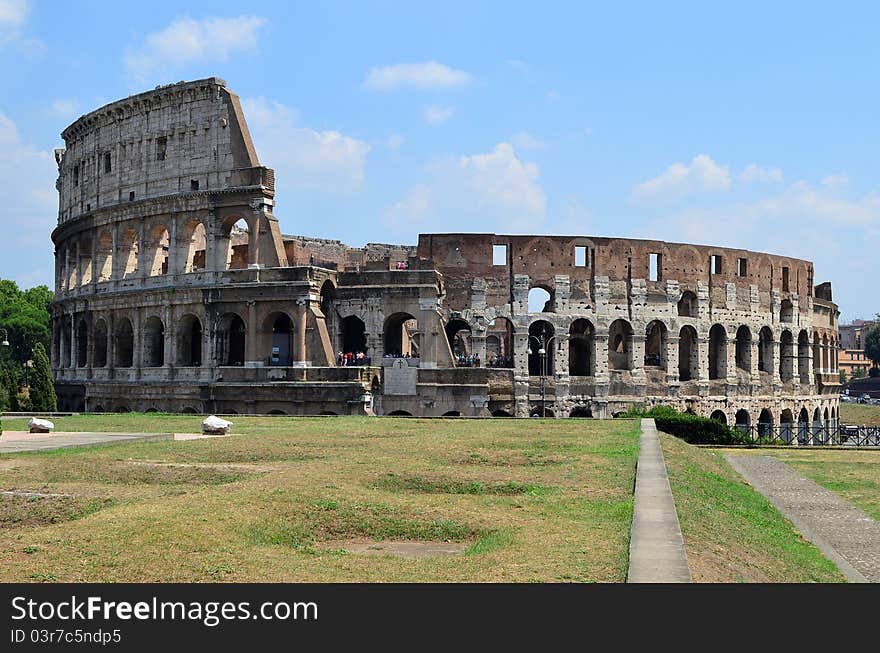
(164, 304), (175, 372)
(167, 214), (178, 276)
(132, 309), (142, 380)
(70, 311), (78, 373)
(296, 300), (308, 365)
(249, 210), (263, 267)
(771, 339), (782, 393)
(749, 339), (760, 388)
(666, 334), (680, 385)
(245, 300), (258, 366)
(725, 337), (737, 385)
(697, 335), (709, 396)
(107, 312), (116, 379)
(111, 226), (119, 282)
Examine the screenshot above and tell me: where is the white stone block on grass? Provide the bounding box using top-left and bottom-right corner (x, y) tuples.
(202, 415), (233, 435)
(28, 418), (54, 433)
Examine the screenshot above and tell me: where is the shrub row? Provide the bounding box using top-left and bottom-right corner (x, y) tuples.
(617, 404), (750, 445)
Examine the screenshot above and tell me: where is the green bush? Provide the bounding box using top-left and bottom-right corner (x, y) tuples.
(643, 405), (749, 445)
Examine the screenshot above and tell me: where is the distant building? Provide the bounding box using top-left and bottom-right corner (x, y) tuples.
(838, 319), (878, 379)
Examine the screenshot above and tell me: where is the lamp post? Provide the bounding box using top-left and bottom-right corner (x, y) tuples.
(528, 326), (564, 418)
(23, 359), (33, 387)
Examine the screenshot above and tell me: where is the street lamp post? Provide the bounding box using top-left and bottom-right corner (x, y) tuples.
(24, 360), (33, 387)
(528, 326), (564, 418)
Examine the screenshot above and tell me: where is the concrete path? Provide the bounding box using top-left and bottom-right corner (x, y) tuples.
(725, 454), (879, 583)
(0, 431), (171, 453)
(627, 419), (692, 583)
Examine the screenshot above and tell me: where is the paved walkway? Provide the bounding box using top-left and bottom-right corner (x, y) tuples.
(627, 419), (692, 583)
(0, 431), (171, 453)
(725, 454), (879, 583)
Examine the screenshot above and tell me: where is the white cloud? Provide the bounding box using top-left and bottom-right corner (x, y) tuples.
(124, 15), (267, 81)
(740, 163), (783, 184)
(383, 142), (546, 233)
(0, 111), (59, 287)
(50, 99), (79, 120)
(510, 131), (546, 150)
(821, 173), (849, 191)
(241, 97), (370, 194)
(363, 61), (472, 90)
(423, 105), (454, 125)
(0, 0), (43, 54)
(632, 154), (730, 200)
(0, 0), (27, 27)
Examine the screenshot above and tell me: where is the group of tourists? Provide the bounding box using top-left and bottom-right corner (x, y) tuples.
(383, 352), (418, 359)
(394, 260), (410, 270)
(487, 354), (514, 368)
(456, 353), (481, 367)
(338, 351), (371, 366)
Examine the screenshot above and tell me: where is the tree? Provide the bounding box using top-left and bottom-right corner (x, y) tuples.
(865, 321), (880, 369)
(28, 342), (56, 412)
(839, 369), (847, 384)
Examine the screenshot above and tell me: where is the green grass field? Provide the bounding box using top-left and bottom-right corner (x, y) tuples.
(840, 403), (880, 426)
(0, 416), (640, 582)
(660, 435), (846, 583)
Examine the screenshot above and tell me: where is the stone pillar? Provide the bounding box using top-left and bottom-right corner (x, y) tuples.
(248, 210), (262, 267)
(631, 333), (647, 388)
(137, 222), (146, 279)
(245, 300), (258, 366)
(749, 338), (760, 388)
(111, 226), (119, 282)
(666, 335), (680, 384)
(725, 337), (738, 386)
(132, 309), (142, 380)
(164, 304), (175, 371)
(771, 338), (782, 392)
(107, 312), (116, 378)
(70, 311), (78, 373)
(167, 214), (179, 276)
(296, 300), (308, 365)
(697, 335), (709, 396)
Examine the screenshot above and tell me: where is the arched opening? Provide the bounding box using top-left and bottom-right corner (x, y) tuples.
(147, 224), (169, 276)
(115, 318), (134, 368)
(798, 331), (811, 384)
(569, 319), (594, 376)
(320, 280), (336, 317)
(735, 325), (751, 372)
(266, 313), (294, 366)
(387, 410), (413, 417)
(780, 299), (794, 323)
(66, 242), (78, 289)
(758, 327), (773, 373)
(757, 408), (773, 438)
(780, 409), (794, 443)
(78, 237), (93, 286)
(486, 317), (515, 367)
(708, 325), (727, 380)
(531, 407), (555, 418)
(120, 228), (139, 279)
(93, 319), (108, 367)
(710, 410), (727, 424)
(96, 231), (113, 282)
(569, 406), (593, 418)
(528, 286), (554, 313)
(76, 319), (88, 367)
(798, 407), (810, 444)
(340, 315), (367, 359)
(779, 330), (794, 381)
(218, 313), (246, 366)
(645, 320), (667, 370)
(824, 407), (831, 438)
(528, 320), (555, 376)
(491, 409), (512, 418)
(444, 319), (472, 360)
(822, 334), (829, 372)
(226, 219), (249, 270)
(442, 411), (460, 417)
(182, 220), (207, 273)
(384, 312), (419, 357)
(181, 407), (198, 414)
(735, 409), (750, 435)
(608, 319), (633, 371)
(143, 316), (165, 367)
(319, 411), (338, 416)
(812, 407), (822, 441)
(678, 325), (698, 381)
(677, 291), (697, 317)
(267, 410), (286, 415)
(177, 314), (203, 366)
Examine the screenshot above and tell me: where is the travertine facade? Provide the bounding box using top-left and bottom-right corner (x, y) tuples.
(51, 78), (841, 435)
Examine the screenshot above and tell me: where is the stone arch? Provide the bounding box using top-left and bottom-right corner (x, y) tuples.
(147, 223), (169, 276)
(608, 319), (633, 371)
(445, 318), (472, 359)
(181, 219), (207, 273)
(76, 318), (88, 367)
(340, 315), (367, 356)
(143, 316), (165, 367)
(442, 410), (461, 417)
(78, 236), (93, 286)
(779, 330), (794, 381)
(645, 320), (668, 370)
(95, 230), (113, 282)
(177, 314), (203, 366)
(491, 409), (513, 417)
(678, 325), (698, 381)
(780, 299), (794, 323)
(757, 408), (774, 438)
(93, 318), (108, 367)
(66, 241), (78, 289)
(486, 316), (515, 366)
(710, 409), (727, 424)
(264, 311), (294, 366)
(780, 409), (794, 443)
(384, 312), (419, 357)
(181, 406), (199, 414)
(569, 405), (593, 418)
(120, 227), (139, 279)
(735, 325), (752, 372)
(224, 217), (250, 270)
(798, 407), (810, 443)
(531, 407), (555, 417)
(822, 334), (829, 371)
(528, 320), (555, 376)
(708, 324), (727, 380)
(217, 313), (246, 366)
(568, 318), (594, 376)
(798, 330), (811, 384)
(758, 326), (774, 373)
(115, 317), (134, 367)
(528, 286), (554, 313)
(320, 280), (336, 317)
(677, 290), (697, 317)
(387, 410), (413, 417)
(734, 409), (750, 434)
(812, 406), (823, 440)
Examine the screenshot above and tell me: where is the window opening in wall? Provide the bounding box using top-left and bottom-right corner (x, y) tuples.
(73, 165), (79, 186)
(191, 179), (200, 191)
(737, 258), (747, 277)
(129, 191), (135, 201)
(575, 246), (587, 267)
(649, 253), (660, 281)
(104, 152), (112, 174)
(807, 267), (813, 296)
(86, 203), (90, 212)
(711, 255), (723, 275)
(492, 244), (507, 266)
(782, 266), (790, 292)
(156, 137), (167, 161)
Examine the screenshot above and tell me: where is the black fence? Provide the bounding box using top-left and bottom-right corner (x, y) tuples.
(734, 423), (880, 446)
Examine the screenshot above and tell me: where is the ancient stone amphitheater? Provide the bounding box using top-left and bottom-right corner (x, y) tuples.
(50, 77), (841, 435)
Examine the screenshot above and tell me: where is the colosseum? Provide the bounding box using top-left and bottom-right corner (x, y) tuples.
(50, 77), (841, 437)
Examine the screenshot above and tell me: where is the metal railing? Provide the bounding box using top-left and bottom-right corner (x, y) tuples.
(734, 423), (880, 446)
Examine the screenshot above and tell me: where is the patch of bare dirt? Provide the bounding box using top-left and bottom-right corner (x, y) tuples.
(318, 539), (468, 558)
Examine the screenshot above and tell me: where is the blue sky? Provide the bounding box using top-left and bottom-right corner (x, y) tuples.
(0, 0), (877, 321)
